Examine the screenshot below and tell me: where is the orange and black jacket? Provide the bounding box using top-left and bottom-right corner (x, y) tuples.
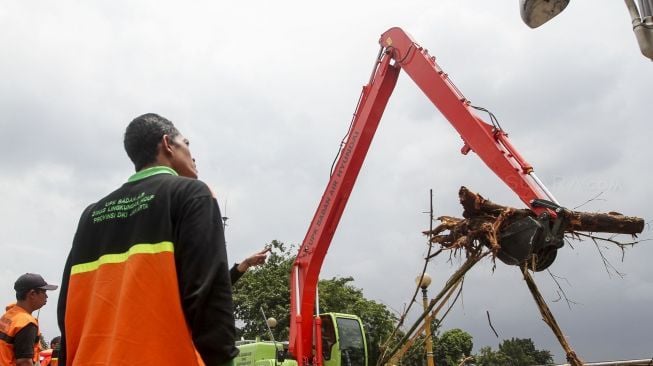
(0, 304), (41, 365)
(57, 166), (238, 366)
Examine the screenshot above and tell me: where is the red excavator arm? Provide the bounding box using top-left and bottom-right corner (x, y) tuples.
(288, 27), (565, 365)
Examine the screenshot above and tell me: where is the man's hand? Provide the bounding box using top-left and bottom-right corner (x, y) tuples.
(236, 247), (271, 273)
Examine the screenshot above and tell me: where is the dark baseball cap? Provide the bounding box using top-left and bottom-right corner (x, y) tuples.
(14, 273), (58, 292)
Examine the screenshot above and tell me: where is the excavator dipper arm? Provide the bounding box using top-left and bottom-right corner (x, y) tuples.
(288, 27), (563, 365)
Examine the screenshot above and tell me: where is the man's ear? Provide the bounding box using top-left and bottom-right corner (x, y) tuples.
(161, 134), (174, 154)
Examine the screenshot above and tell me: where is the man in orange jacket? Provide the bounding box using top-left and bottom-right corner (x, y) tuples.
(58, 113), (238, 366)
(0, 273), (58, 366)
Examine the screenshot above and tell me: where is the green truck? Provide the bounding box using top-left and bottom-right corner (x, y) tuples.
(234, 313), (367, 366)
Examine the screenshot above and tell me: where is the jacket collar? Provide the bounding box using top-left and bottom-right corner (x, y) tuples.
(128, 166), (178, 183)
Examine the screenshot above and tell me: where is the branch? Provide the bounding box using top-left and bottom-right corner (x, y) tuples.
(572, 191), (605, 210)
(522, 267), (584, 366)
(546, 270), (579, 310)
(458, 356), (474, 366)
(486, 310), (499, 338)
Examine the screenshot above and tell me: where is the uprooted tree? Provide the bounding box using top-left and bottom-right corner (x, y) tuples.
(380, 186), (645, 366)
(427, 186), (645, 271)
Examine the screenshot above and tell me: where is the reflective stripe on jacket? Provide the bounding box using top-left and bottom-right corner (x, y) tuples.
(64, 243), (203, 365)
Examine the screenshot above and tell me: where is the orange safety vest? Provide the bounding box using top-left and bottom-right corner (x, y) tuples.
(0, 304), (40, 366)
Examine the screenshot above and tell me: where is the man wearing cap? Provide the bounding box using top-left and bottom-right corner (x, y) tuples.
(0, 273), (58, 366)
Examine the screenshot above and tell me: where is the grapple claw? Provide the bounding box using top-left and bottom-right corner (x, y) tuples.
(498, 212), (565, 271)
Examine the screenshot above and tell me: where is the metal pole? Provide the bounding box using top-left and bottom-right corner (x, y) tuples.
(422, 288), (435, 366)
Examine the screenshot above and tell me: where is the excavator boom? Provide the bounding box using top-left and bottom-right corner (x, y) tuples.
(289, 27), (564, 365)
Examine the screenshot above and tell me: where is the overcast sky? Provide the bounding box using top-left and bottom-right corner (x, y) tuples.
(1, 0), (651, 363)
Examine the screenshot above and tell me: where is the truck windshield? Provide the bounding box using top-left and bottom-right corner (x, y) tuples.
(336, 317), (366, 366)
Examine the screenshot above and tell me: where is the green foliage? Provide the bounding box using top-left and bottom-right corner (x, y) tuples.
(233, 240), (294, 340)
(393, 318), (437, 365)
(398, 331), (552, 366)
(499, 338), (553, 366)
(232, 240), (397, 365)
(474, 346), (510, 366)
(398, 335), (428, 366)
(318, 276), (397, 365)
(475, 338), (553, 366)
(433, 328), (474, 365)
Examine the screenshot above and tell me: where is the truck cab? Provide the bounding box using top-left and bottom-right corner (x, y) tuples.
(234, 313), (367, 366)
(320, 313), (368, 366)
